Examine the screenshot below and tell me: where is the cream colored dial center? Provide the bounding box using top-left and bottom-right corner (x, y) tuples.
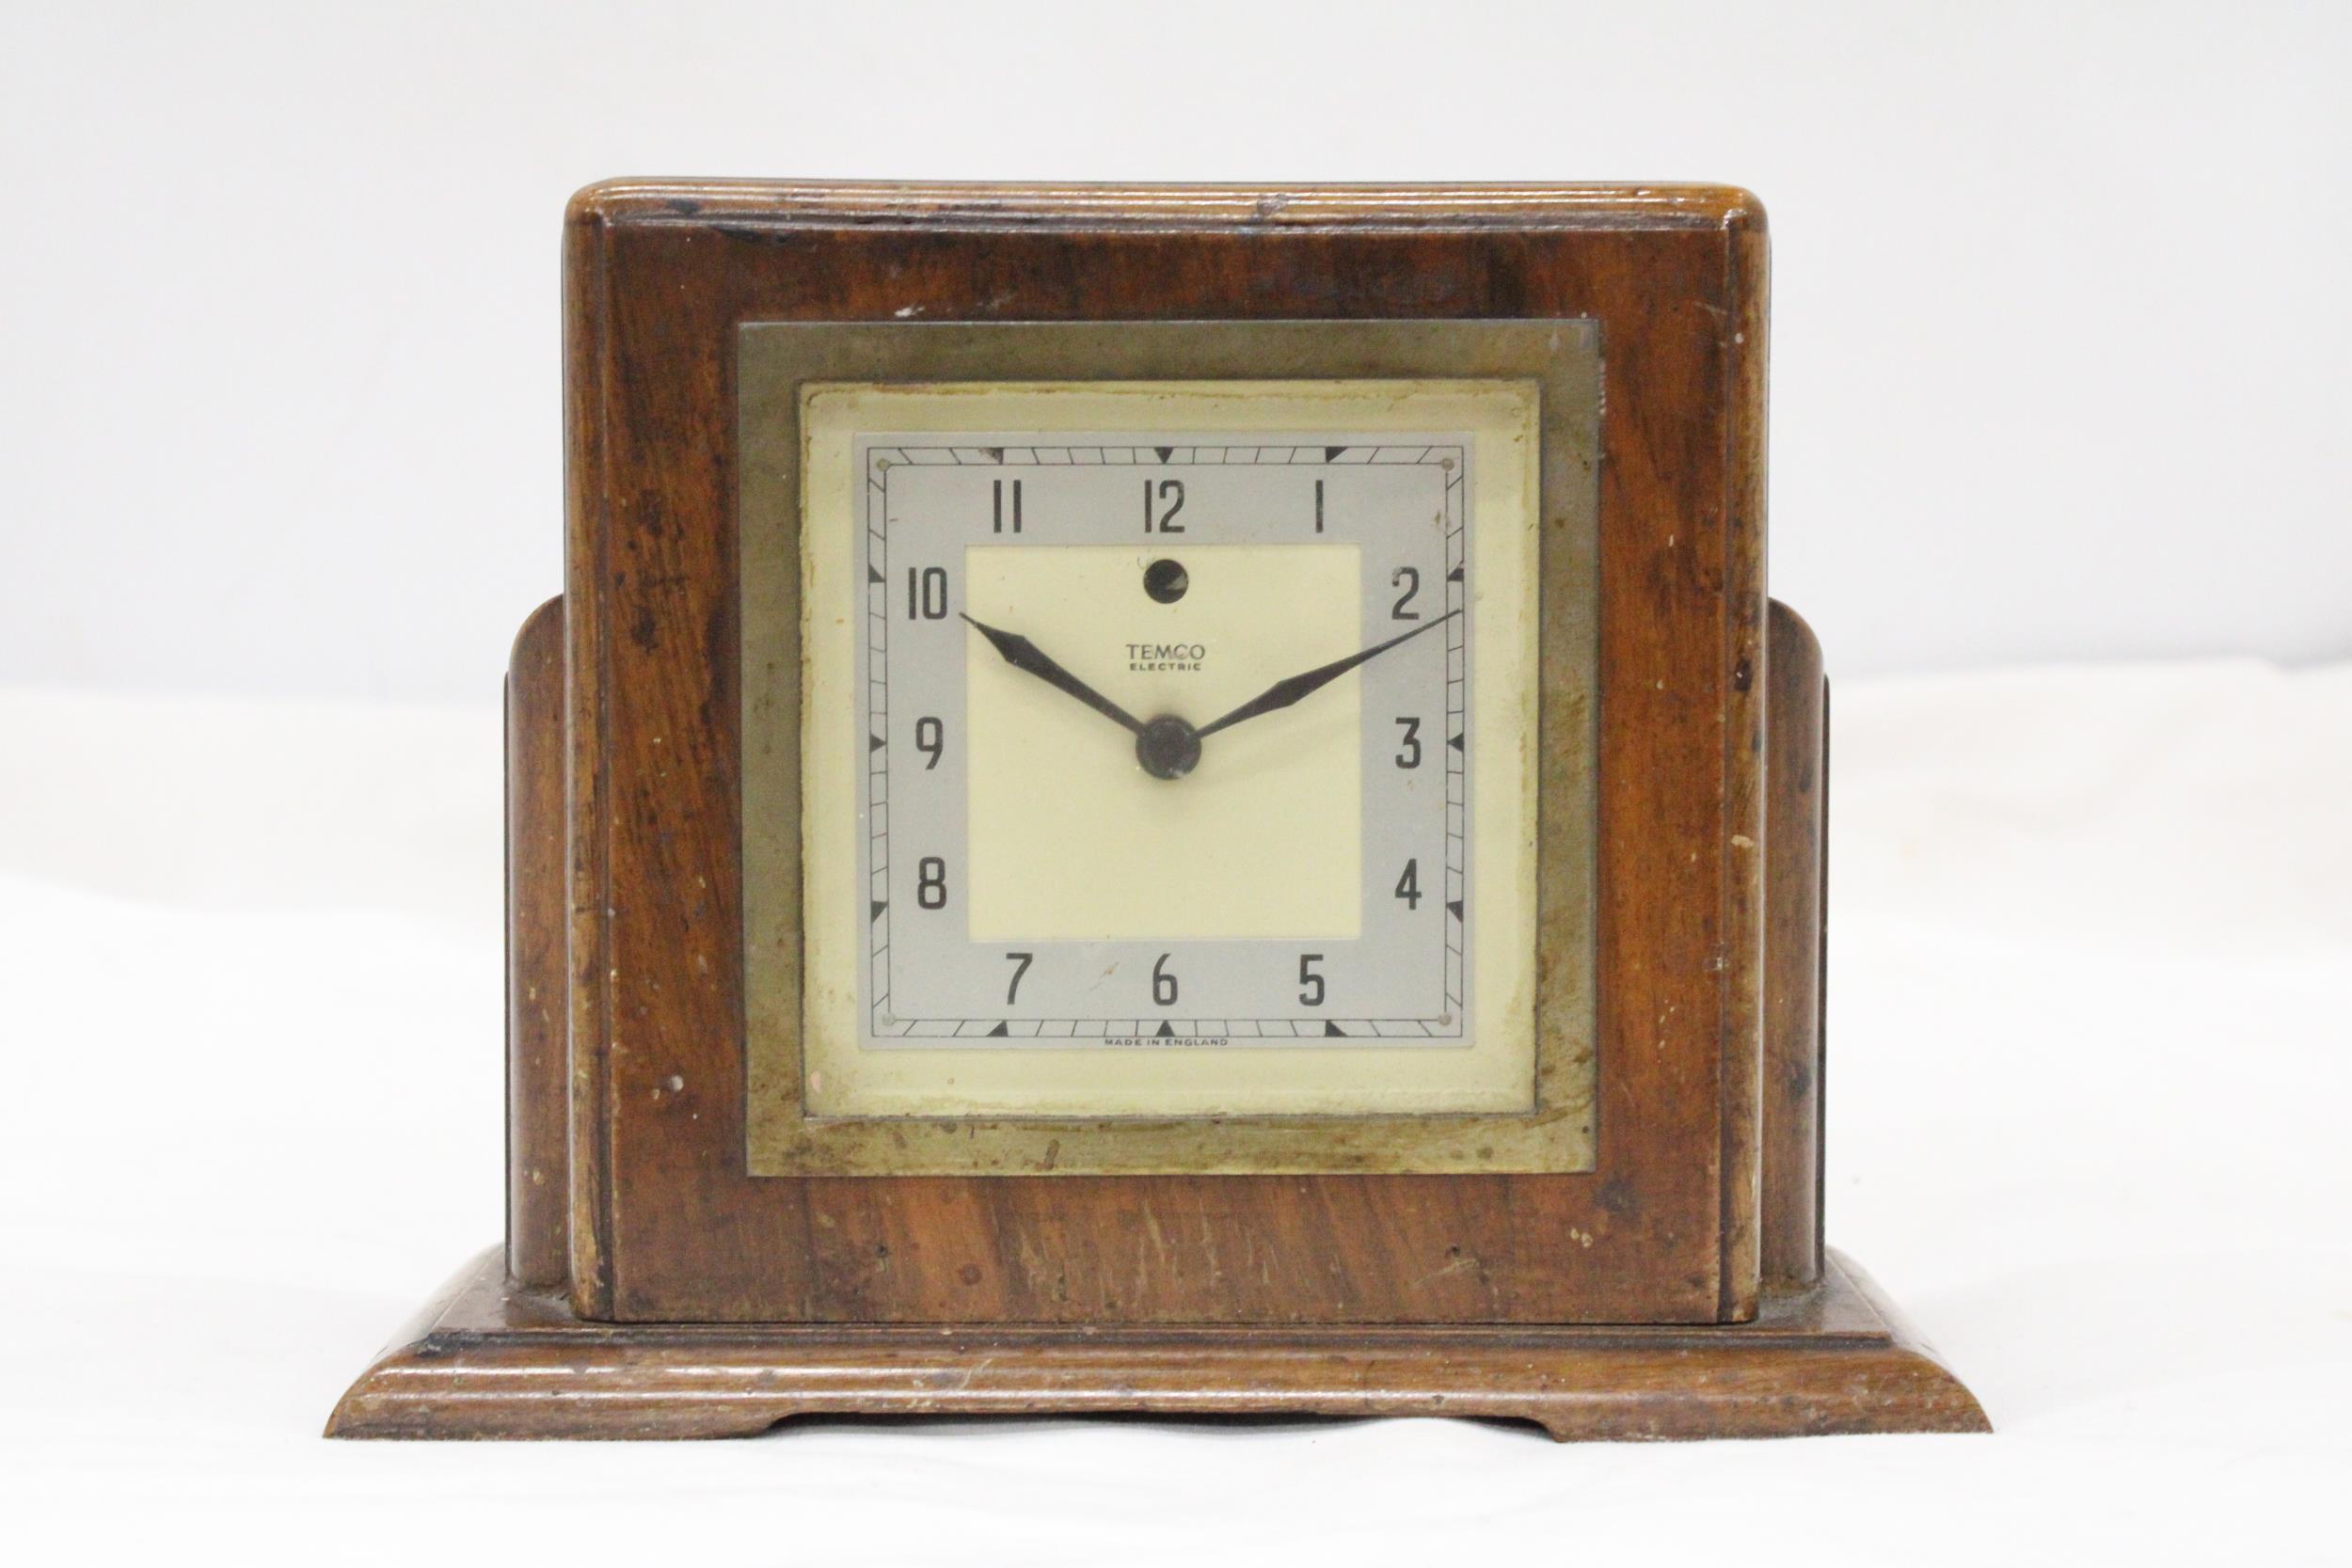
(964, 542), (1365, 943)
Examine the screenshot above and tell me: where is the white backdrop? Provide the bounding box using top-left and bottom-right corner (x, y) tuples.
(3, 0), (2347, 701)
(4, 6), (2348, 1564)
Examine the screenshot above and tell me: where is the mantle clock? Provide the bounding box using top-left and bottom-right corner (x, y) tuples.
(329, 180), (1987, 1441)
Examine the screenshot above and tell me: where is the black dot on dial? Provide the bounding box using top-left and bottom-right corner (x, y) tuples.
(1142, 558), (1189, 604)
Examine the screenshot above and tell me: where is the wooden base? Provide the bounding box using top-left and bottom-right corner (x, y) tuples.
(328, 1248), (1986, 1441)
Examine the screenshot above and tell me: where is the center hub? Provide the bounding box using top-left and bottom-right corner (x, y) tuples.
(1135, 714), (1202, 781)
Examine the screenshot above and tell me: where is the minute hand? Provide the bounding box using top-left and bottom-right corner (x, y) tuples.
(960, 613), (1148, 736)
(1195, 609), (1461, 741)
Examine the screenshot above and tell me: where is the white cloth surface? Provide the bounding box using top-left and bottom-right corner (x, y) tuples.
(1, 659), (2344, 1564)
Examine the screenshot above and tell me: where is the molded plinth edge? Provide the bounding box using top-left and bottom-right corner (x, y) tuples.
(329, 1248), (1987, 1442)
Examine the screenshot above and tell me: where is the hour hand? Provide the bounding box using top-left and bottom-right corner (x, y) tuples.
(960, 613), (1147, 736)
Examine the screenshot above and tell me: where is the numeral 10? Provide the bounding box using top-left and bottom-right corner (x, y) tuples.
(906, 566), (948, 620)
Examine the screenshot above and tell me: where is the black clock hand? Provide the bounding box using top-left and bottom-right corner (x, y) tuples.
(1195, 609), (1461, 741)
(960, 613), (1148, 736)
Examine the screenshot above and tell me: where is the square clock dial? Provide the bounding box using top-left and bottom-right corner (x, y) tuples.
(866, 434), (1467, 1044)
(788, 375), (1567, 1137)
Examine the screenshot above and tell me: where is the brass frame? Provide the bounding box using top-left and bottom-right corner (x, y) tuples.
(739, 320), (1600, 1176)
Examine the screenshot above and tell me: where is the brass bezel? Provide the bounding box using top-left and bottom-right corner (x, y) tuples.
(739, 321), (1600, 1176)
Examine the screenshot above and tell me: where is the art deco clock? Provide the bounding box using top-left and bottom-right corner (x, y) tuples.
(330, 181), (1987, 1440)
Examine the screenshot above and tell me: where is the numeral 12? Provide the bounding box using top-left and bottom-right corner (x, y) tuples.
(1143, 479), (1186, 533)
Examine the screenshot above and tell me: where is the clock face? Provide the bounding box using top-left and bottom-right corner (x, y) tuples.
(858, 435), (1468, 1046)
(788, 377), (1557, 1131)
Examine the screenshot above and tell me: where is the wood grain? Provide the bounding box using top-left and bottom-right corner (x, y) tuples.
(328, 1245), (1985, 1441)
(559, 181), (1771, 1326)
(1762, 599), (1826, 1286)
(1716, 209), (1771, 1320)
(504, 595), (566, 1288)
(564, 208), (614, 1318)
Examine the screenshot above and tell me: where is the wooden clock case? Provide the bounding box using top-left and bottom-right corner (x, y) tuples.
(329, 181), (1987, 1440)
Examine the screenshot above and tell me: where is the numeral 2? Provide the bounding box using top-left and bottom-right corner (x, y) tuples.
(1391, 566), (1422, 620)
